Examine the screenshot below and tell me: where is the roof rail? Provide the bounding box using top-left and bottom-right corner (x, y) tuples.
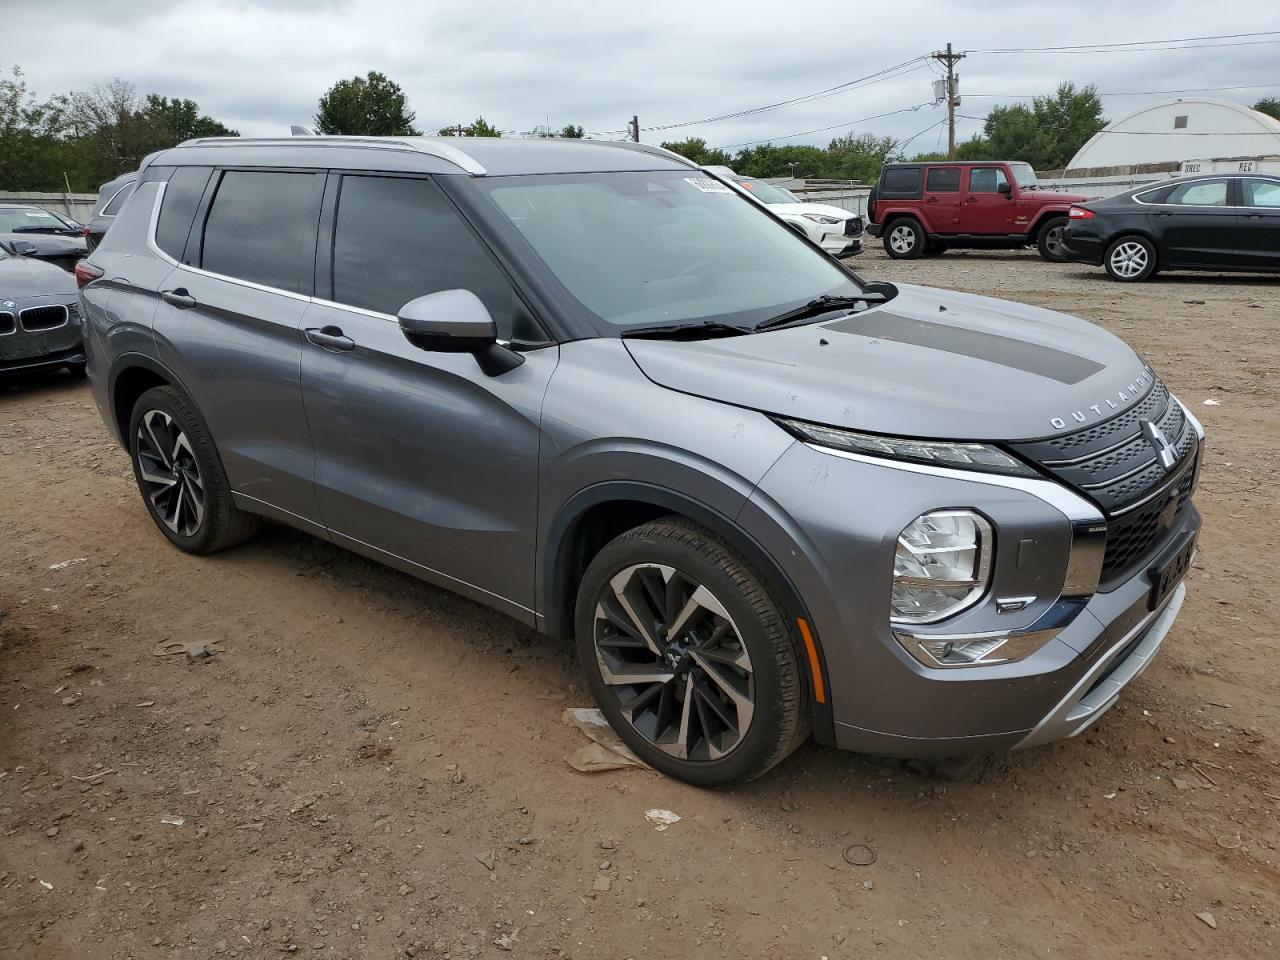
(173, 135), (487, 175)
(596, 140), (699, 169)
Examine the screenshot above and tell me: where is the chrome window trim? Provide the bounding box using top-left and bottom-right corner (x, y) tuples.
(1130, 174), (1279, 210)
(803, 444), (1107, 600)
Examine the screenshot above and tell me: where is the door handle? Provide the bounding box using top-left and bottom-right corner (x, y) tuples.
(924, 197), (939, 203)
(1153, 211), (1174, 218)
(305, 325), (355, 352)
(1243, 213), (1266, 220)
(160, 288), (196, 309)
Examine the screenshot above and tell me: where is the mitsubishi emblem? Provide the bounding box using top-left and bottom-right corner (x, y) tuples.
(1141, 420), (1178, 471)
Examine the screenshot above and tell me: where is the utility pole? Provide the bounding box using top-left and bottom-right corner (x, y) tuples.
(932, 43), (965, 159)
(628, 115), (640, 142)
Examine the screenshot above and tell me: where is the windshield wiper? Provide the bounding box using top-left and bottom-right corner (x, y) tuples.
(754, 293), (885, 332)
(11, 225), (69, 235)
(621, 320), (751, 341)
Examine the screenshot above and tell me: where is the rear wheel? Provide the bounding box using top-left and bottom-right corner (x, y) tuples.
(128, 385), (259, 554)
(1036, 217), (1068, 262)
(884, 219), (924, 259)
(1103, 235), (1157, 282)
(575, 517), (808, 787)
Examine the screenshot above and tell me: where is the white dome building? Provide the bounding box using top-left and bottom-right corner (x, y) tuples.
(1067, 97), (1280, 172)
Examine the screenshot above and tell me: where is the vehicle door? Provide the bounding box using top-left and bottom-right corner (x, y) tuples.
(299, 173), (557, 618)
(151, 167), (327, 530)
(1237, 178), (1280, 269)
(921, 166), (962, 232)
(961, 166), (1015, 234)
(1145, 178), (1237, 266)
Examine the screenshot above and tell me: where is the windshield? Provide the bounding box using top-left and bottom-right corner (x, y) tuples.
(479, 170), (860, 330)
(1008, 162), (1038, 189)
(735, 178), (799, 204)
(0, 207), (76, 232)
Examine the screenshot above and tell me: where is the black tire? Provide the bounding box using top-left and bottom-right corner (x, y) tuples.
(128, 385), (259, 554)
(1036, 217), (1069, 262)
(883, 218), (924, 259)
(64, 361), (87, 378)
(574, 517), (809, 787)
(1103, 235), (1157, 282)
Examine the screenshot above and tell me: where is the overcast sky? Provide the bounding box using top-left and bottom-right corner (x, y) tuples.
(8, 0), (1280, 150)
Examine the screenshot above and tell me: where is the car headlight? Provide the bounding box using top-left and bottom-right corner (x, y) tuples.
(775, 418), (1038, 477)
(891, 510), (992, 624)
(801, 214), (842, 224)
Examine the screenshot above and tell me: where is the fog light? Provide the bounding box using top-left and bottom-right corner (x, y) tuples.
(891, 510), (992, 623)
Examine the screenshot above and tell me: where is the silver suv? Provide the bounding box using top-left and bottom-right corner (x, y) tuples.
(78, 136), (1202, 786)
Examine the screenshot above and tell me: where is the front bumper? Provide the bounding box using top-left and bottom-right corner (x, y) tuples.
(741, 438), (1200, 758)
(1, 299), (84, 375)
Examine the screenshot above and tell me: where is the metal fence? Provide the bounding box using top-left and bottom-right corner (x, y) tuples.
(0, 191), (98, 223)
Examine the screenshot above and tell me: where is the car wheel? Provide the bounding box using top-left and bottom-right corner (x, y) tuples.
(884, 219), (924, 259)
(1103, 235), (1157, 282)
(128, 385), (259, 554)
(575, 517), (809, 787)
(1036, 217), (1069, 262)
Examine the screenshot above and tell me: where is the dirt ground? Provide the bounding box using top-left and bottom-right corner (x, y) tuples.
(2, 246), (1277, 960)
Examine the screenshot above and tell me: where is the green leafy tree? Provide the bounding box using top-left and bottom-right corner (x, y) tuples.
(560, 123), (585, 138)
(731, 143), (827, 178)
(825, 133), (898, 182)
(659, 137), (732, 167)
(1254, 97), (1280, 121)
(144, 95), (237, 142)
(315, 71), (419, 136)
(962, 83), (1105, 170)
(440, 117), (501, 137)
(0, 66), (69, 190)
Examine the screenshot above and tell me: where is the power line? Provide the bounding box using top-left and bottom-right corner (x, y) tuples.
(962, 83), (1280, 99)
(895, 117), (949, 155)
(970, 39), (1280, 55)
(955, 112), (1280, 135)
(717, 102), (937, 149)
(966, 30), (1280, 54)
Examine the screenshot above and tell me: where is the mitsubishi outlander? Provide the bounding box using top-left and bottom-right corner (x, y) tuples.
(77, 136), (1202, 786)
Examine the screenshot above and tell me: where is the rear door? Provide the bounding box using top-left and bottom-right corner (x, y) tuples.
(961, 166), (1015, 234)
(1145, 178), (1238, 266)
(1238, 177), (1280, 269)
(922, 166), (962, 232)
(151, 168), (326, 530)
(299, 173), (556, 618)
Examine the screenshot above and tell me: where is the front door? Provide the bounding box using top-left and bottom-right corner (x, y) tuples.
(151, 168), (326, 528)
(300, 173), (556, 619)
(1147, 178), (1239, 267)
(922, 166), (963, 232)
(960, 166), (1015, 234)
(1237, 178), (1280, 269)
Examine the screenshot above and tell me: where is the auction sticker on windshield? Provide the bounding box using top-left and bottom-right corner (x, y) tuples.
(684, 177), (732, 193)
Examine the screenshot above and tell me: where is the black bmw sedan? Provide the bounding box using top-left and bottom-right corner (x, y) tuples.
(1061, 173), (1280, 282)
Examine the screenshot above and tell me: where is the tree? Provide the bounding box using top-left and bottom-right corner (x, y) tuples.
(732, 143), (827, 178)
(0, 66), (68, 190)
(826, 133), (897, 182)
(1254, 97), (1280, 121)
(439, 117), (501, 137)
(144, 95), (237, 142)
(659, 137), (732, 167)
(961, 83), (1105, 171)
(560, 123), (585, 139)
(315, 71), (419, 136)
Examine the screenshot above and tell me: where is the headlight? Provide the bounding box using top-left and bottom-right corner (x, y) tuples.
(801, 213), (842, 224)
(775, 418), (1038, 477)
(891, 510), (992, 624)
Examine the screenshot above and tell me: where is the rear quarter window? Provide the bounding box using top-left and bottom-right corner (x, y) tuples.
(880, 167), (923, 197)
(155, 167), (213, 261)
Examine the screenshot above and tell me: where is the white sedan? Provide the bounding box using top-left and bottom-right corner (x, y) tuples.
(708, 170), (863, 256)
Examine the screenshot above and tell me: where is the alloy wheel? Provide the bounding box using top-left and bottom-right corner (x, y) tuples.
(592, 563), (755, 762)
(1044, 225), (1065, 258)
(135, 409), (205, 536)
(1109, 241), (1149, 279)
(889, 225), (916, 254)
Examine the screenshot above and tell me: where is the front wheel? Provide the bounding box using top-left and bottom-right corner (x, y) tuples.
(575, 518), (809, 787)
(1036, 217), (1068, 262)
(1104, 235), (1157, 282)
(883, 219), (924, 259)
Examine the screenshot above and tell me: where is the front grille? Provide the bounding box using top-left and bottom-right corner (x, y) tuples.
(1010, 377), (1199, 585)
(0, 311), (15, 335)
(19, 304), (68, 331)
(844, 216), (864, 237)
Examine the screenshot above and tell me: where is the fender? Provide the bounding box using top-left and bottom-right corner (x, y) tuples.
(876, 207), (934, 234)
(540, 479), (836, 746)
(106, 350), (189, 446)
(1027, 206), (1074, 237)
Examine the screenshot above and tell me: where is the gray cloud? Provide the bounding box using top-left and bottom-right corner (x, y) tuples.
(7, 0), (1278, 148)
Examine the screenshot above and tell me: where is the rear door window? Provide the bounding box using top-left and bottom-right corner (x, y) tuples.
(968, 167), (1009, 193)
(201, 171), (324, 293)
(1242, 179), (1280, 208)
(330, 175), (521, 339)
(925, 167), (961, 193)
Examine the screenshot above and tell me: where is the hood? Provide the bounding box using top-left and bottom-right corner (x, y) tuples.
(0, 256), (78, 298)
(767, 201), (857, 221)
(623, 283), (1151, 442)
(0, 232), (87, 256)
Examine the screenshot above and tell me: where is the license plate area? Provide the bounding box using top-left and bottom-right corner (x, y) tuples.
(1148, 534), (1196, 610)
(1, 334), (49, 361)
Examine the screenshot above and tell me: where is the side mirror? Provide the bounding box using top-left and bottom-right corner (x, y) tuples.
(12, 239), (39, 257)
(997, 180), (1013, 196)
(397, 288), (525, 376)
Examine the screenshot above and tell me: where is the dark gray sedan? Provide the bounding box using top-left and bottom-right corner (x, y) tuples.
(0, 242), (85, 377)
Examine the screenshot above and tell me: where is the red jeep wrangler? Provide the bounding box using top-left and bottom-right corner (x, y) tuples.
(866, 161), (1088, 261)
